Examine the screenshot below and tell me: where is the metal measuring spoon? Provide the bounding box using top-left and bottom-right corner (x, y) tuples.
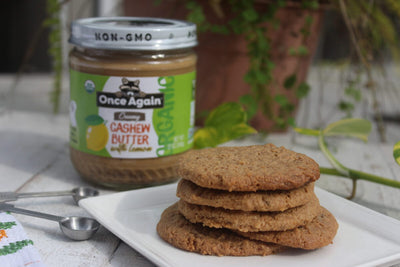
(71, 187), (100, 203)
(0, 187), (99, 204)
(0, 203), (100, 241)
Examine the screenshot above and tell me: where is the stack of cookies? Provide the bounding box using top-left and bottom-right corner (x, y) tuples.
(157, 144), (338, 256)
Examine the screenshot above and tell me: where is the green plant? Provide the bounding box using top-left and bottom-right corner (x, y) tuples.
(181, 0), (400, 143)
(338, 72), (362, 118)
(193, 102), (257, 149)
(181, 0), (400, 150)
(324, 0), (400, 142)
(44, 0), (63, 113)
(295, 118), (400, 199)
(185, 0), (319, 130)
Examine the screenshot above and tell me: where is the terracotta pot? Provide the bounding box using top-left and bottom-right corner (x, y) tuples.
(124, 1), (324, 131)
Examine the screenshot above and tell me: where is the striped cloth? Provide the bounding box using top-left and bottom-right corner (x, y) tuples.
(0, 212), (44, 267)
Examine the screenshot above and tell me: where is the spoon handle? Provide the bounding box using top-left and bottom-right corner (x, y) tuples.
(16, 190), (73, 199)
(0, 204), (64, 222)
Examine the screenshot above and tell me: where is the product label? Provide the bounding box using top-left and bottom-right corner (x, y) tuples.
(69, 70), (196, 159)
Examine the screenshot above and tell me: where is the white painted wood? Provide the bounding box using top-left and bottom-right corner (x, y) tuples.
(0, 112), (69, 191)
(1, 70), (400, 266)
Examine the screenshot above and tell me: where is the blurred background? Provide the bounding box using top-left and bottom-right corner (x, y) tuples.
(0, 0), (356, 74)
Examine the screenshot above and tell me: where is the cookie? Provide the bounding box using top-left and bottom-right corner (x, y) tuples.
(156, 203), (286, 256)
(177, 179), (316, 212)
(178, 195), (320, 232)
(236, 206), (338, 250)
(177, 144), (320, 191)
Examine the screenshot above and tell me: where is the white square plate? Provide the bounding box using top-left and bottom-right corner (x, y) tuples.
(80, 183), (400, 267)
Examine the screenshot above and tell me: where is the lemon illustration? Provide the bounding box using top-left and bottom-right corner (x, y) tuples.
(85, 115), (108, 151)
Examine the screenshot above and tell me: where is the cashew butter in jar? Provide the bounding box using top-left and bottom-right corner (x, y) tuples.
(68, 17), (197, 189)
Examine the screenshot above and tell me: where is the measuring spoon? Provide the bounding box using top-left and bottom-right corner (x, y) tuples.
(0, 203), (100, 241)
(0, 187), (99, 204)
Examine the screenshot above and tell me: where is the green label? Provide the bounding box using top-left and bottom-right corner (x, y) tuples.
(69, 70), (195, 158)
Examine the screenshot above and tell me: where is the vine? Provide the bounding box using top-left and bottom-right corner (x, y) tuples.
(329, 0), (400, 142)
(44, 0), (63, 114)
(295, 118), (400, 199)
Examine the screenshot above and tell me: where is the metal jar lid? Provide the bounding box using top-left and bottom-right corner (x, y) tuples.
(69, 17), (197, 50)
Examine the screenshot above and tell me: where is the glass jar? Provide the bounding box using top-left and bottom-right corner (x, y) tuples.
(68, 17), (197, 189)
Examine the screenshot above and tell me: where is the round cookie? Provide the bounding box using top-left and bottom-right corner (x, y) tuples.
(156, 203), (286, 256)
(178, 195), (320, 232)
(177, 144), (320, 191)
(236, 206), (338, 250)
(177, 179), (316, 212)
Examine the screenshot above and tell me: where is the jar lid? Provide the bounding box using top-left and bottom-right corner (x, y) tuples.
(69, 17), (197, 50)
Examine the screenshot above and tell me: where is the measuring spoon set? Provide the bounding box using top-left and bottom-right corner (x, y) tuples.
(0, 187), (100, 241)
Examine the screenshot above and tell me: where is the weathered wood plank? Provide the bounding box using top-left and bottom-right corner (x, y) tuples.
(0, 111), (145, 266)
(1, 66), (400, 266)
(0, 112), (68, 191)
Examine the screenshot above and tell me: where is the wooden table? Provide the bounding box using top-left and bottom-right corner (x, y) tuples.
(1, 69), (400, 266)
(1, 110), (400, 266)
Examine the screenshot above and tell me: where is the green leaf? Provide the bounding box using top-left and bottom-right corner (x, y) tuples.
(205, 102), (246, 127)
(254, 70), (269, 84)
(185, 1), (208, 32)
(338, 101), (354, 115)
(393, 141), (400, 166)
(193, 127), (219, 149)
(305, 15), (314, 26)
(296, 82), (310, 98)
(323, 118), (372, 142)
(242, 8), (258, 22)
(85, 115), (104, 126)
(194, 102), (257, 148)
(288, 46), (309, 56)
(301, 0), (319, 9)
(239, 94), (258, 120)
(274, 94), (290, 107)
(345, 87), (362, 101)
(287, 117), (296, 127)
(297, 46), (309, 56)
(284, 74), (297, 89)
(227, 123), (257, 140)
